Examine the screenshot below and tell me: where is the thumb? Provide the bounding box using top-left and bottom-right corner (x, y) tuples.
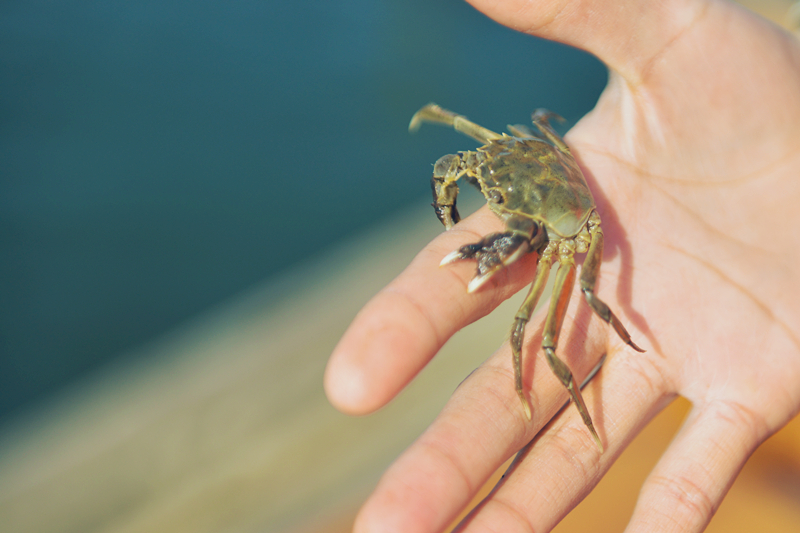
(464, 0), (704, 81)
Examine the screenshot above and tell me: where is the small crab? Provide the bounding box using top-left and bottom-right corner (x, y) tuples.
(409, 103), (644, 449)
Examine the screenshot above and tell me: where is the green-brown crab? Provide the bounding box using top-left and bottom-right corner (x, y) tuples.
(409, 103), (644, 449)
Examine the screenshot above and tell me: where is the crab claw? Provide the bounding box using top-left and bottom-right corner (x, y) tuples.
(439, 249), (464, 266)
(468, 241), (528, 292)
(467, 272), (495, 293)
(440, 232), (531, 292)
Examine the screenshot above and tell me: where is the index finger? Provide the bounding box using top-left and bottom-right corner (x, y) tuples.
(324, 206), (539, 415)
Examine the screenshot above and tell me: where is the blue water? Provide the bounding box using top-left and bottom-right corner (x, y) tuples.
(0, 0), (606, 424)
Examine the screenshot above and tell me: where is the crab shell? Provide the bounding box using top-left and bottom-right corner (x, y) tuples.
(470, 135), (596, 241)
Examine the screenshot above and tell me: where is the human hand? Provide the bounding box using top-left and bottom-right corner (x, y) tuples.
(325, 1), (800, 532)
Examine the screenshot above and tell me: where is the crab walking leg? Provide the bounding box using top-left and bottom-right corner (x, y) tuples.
(580, 218), (645, 352)
(506, 123), (538, 138)
(531, 108), (570, 153)
(409, 103), (502, 144)
(542, 254), (604, 451)
(510, 242), (557, 420)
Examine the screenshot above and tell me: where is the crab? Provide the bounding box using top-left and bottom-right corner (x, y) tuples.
(409, 103), (644, 449)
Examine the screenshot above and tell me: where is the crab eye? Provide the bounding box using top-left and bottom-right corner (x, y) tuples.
(489, 190), (505, 204)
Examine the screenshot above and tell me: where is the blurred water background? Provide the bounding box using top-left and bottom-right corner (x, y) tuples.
(3, 2), (800, 533)
(0, 0), (605, 425)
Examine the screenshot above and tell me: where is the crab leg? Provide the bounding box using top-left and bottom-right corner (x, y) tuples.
(506, 123), (539, 138)
(542, 253), (604, 451)
(580, 219), (645, 353)
(510, 242), (556, 420)
(429, 154), (463, 229)
(409, 103), (502, 144)
(410, 104), (503, 229)
(531, 108), (570, 153)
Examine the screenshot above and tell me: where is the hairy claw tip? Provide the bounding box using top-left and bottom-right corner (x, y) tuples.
(467, 272), (494, 293)
(440, 250), (463, 266)
(501, 245), (528, 267)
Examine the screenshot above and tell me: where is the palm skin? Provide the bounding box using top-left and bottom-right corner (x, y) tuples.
(325, 1), (800, 532)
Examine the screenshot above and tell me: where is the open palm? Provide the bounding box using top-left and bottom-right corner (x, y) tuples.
(326, 1), (800, 532)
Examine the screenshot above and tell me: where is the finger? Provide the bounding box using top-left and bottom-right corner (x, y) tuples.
(465, 0), (704, 80)
(353, 301), (644, 533)
(325, 206), (539, 414)
(453, 345), (671, 533)
(624, 401), (767, 533)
